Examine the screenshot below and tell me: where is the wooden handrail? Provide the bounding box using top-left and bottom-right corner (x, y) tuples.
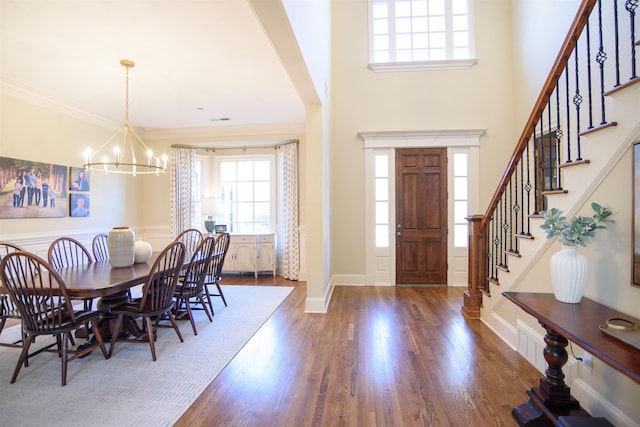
(480, 0), (597, 230)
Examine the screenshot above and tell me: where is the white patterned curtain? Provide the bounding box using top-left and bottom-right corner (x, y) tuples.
(170, 147), (197, 238)
(277, 142), (299, 280)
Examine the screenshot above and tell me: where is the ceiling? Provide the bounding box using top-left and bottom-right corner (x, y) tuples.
(0, 1), (306, 137)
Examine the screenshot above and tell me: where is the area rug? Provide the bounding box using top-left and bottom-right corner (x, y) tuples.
(0, 285), (293, 427)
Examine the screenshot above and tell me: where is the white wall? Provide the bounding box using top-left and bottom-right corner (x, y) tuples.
(329, 0), (516, 276)
(0, 93), (143, 245)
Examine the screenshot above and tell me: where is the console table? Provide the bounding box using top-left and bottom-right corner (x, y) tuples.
(502, 292), (640, 426)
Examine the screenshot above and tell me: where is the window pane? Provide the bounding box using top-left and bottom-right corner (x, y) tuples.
(453, 153), (467, 175)
(220, 182), (235, 200)
(375, 154), (388, 177)
(430, 48), (447, 60)
(376, 224), (389, 247)
(255, 181), (270, 202)
(397, 50), (413, 61)
(374, 34), (389, 50)
(237, 161), (253, 180)
(396, 33), (412, 49)
(397, 17), (411, 32)
(454, 200), (468, 223)
(220, 162), (236, 181)
(452, 15), (468, 31)
(428, 0), (445, 15)
(375, 178), (389, 200)
(237, 182), (253, 201)
(453, 47), (469, 59)
(395, 1), (411, 16)
(373, 19), (389, 35)
(429, 16), (445, 32)
(430, 32), (446, 48)
(453, 31), (468, 47)
(412, 16), (428, 30)
(376, 201), (389, 224)
(372, 3), (388, 18)
(454, 224), (468, 247)
(237, 202), (253, 222)
(374, 51), (390, 62)
(254, 161), (270, 180)
(412, 0), (428, 15)
(454, 177), (467, 199)
(255, 202), (270, 221)
(413, 33), (428, 48)
(413, 49), (429, 60)
(452, 0), (467, 14)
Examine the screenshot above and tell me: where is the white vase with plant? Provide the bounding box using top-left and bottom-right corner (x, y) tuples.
(540, 202), (613, 303)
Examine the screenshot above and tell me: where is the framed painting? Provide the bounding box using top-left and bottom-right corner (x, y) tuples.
(69, 193), (90, 217)
(633, 143), (640, 287)
(215, 224), (227, 234)
(69, 167), (90, 191)
(0, 156), (68, 218)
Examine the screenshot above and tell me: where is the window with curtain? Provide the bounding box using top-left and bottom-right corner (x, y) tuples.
(369, 0), (475, 71)
(213, 155), (276, 234)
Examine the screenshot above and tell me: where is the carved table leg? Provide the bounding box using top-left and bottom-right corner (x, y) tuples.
(512, 324), (589, 426)
(96, 291), (144, 340)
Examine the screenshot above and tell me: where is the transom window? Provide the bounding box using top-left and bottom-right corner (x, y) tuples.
(370, 0), (471, 65)
(213, 155), (276, 234)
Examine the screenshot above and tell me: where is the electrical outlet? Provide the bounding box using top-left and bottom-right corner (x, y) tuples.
(580, 354), (593, 372)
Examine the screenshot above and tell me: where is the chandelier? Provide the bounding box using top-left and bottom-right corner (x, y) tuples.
(83, 59), (167, 175)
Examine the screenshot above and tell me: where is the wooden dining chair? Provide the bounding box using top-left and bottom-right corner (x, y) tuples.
(173, 236), (216, 335)
(0, 241), (27, 348)
(92, 232), (109, 262)
(108, 240), (186, 361)
(0, 251), (109, 386)
(203, 232), (231, 314)
(48, 237), (95, 311)
(174, 228), (203, 255)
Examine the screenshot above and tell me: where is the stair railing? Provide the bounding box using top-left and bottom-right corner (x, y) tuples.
(463, 0), (638, 318)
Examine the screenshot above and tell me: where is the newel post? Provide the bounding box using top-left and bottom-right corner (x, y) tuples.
(462, 214), (485, 319)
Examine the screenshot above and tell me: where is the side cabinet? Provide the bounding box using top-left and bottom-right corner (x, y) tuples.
(256, 234), (276, 277)
(222, 234), (276, 277)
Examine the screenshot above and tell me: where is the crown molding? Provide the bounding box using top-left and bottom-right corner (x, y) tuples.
(0, 78), (118, 129)
(142, 122), (306, 143)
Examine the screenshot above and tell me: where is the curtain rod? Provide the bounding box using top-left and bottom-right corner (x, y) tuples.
(171, 140), (298, 152)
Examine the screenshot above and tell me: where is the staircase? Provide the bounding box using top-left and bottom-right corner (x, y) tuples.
(463, 0), (639, 319)
(462, 1), (640, 422)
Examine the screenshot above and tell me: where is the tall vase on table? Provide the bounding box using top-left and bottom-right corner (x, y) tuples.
(540, 202), (613, 304)
(550, 245), (588, 303)
(107, 226), (135, 268)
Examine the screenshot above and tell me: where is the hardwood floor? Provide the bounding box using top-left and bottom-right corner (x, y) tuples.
(176, 275), (540, 426)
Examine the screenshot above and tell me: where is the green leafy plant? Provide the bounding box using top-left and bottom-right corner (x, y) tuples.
(540, 202), (613, 247)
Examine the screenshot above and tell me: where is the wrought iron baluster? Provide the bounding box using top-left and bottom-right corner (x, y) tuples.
(574, 36), (584, 161)
(627, 0), (638, 79)
(586, 18), (594, 129)
(564, 63), (573, 163)
(615, 0), (622, 87)
(596, 0), (608, 124)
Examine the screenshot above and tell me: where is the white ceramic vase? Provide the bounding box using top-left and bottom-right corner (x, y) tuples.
(134, 238), (153, 263)
(550, 245), (588, 303)
(108, 226), (135, 268)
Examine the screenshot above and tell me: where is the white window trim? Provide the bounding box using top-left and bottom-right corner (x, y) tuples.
(212, 154), (277, 234)
(369, 58), (478, 72)
(368, 0), (477, 71)
(359, 129), (484, 286)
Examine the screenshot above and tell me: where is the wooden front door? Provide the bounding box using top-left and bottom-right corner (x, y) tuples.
(395, 148), (447, 284)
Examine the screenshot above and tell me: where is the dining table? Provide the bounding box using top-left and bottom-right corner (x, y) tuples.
(52, 256), (159, 341)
